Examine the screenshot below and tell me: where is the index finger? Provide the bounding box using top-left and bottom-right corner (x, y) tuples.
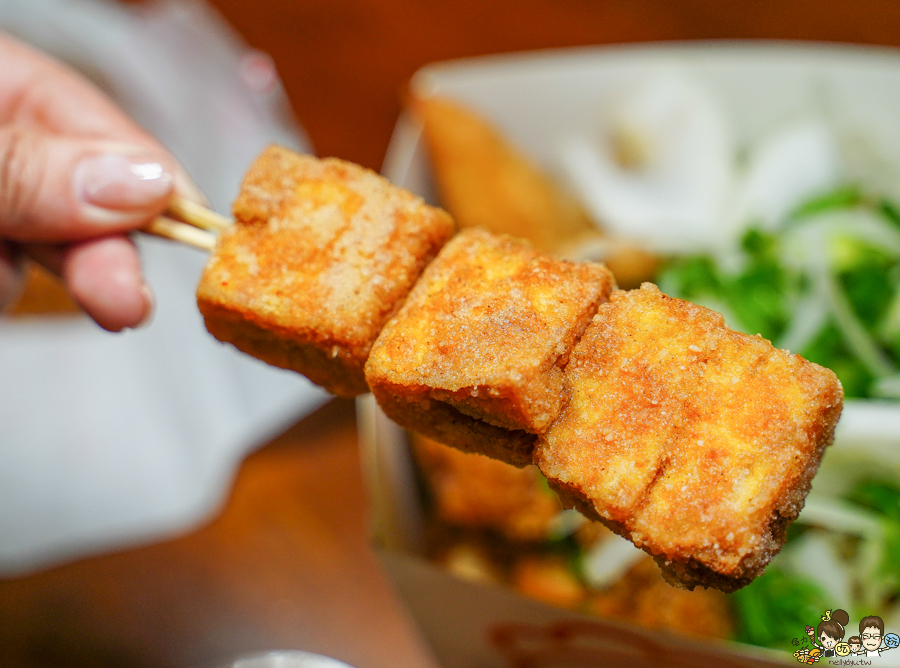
(0, 33), (165, 148)
(0, 33), (205, 203)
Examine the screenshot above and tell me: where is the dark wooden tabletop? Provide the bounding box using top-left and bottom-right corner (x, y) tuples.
(207, 0), (900, 172)
(5, 2), (900, 667)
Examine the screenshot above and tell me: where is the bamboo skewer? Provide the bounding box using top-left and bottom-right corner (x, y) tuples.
(141, 195), (233, 251)
(167, 196), (232, 232)
(144, 216), (217, 251)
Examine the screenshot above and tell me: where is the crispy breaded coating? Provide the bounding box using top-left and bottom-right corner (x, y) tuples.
(534, 284), (843, 592)
(197, 146), (455, 397)
(378, 390), (538, 466)
(413, 435), (562, 542)
(366, 228), (615, 465)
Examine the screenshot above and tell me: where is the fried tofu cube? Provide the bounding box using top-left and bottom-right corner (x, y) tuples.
(534, 284), (843, 592)
(197, 146), (455, 397)
(412, 435), (562, 542)
(365, 228), (615, 466)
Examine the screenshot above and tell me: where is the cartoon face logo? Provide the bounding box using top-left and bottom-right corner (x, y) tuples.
(794, 610), (897, 661)
(819, 632), (837, 649)
(815, 608), (849, 653)
(862, 627), (883, 651)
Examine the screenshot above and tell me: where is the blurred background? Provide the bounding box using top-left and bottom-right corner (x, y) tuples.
(4, 1), (900, 667)
(203, 0), (900, 171)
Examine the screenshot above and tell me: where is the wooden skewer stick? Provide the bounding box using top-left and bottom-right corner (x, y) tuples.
(144, 216), (217, 251)
(166, 196), (233, 232)
(139, 196), (232, 250)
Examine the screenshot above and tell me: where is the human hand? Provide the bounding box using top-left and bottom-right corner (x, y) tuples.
(0, 33), (202, 331)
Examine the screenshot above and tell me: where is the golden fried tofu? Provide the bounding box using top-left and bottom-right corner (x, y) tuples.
(197, 146), (455, 397)
(534, 284), (843, 592)
(366, 228), (615, 465)
(413, 435), (562, 542)
(415, 96), (596, 253)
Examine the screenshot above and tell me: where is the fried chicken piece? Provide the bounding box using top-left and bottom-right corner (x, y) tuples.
(511, 554), (586, 609)
(415, 95), (660, 288)
(534, 284), (843, 592)
(197, 146), (455, 397)
(588, 557), (733, 639)
(366, 228), (615, 466)
(413, 435), (561, 542)
(414, 95), (596, 254)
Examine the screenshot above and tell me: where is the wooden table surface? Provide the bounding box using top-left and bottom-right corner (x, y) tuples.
(5, 1), (900, 667)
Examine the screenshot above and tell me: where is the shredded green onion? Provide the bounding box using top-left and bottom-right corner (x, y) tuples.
(659, 187), (900, 398)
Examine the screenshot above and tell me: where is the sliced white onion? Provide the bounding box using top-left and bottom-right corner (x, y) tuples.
(546, 509), (588, 540)
(782, 212), (899, 378)
(822, 262), (898, 378)
(782, 531), (854, 609)
(727, 119), (841, 232)
(880, 291), (900, 342)
(776, 290), (830, 354)
(582, 534), (645, 589)
(785, 208), (900, 259)
(559, 73), (734, 253)
(798, 495), (882, 537)
(872, 375), (900, 399)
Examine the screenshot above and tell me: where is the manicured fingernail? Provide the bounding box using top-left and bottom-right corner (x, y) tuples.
(75, 153), (174, 212)
(135, 283), (154, 329)
(175, 170), (210, 207)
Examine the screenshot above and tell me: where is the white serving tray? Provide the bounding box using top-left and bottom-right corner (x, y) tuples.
(363, 42), (900, 668)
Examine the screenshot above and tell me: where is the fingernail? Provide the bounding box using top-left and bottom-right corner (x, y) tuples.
(75, 153), (174, 212)
(135, 283), (154, 329)
(175, 170), (210, 207)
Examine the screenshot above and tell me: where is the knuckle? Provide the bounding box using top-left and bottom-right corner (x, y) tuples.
(0, 127), (43, 235)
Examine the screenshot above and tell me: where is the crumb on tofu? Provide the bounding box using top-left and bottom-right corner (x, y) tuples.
(534, 283), (843, 592)
(196, 145), (455, 397)
(366, 228), (615, 465)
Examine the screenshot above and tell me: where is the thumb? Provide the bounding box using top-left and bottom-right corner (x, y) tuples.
(0, 126), (176, 243)
(0, 240), (25, 311)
